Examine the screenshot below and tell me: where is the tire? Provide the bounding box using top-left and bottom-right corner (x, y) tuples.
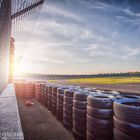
(74, 91), (90, 101)
(57, 87), (69, 94)
(57, 100), (63, 106)
(52, 96), (57, 100)
(57, 103), (63, 107)
(116, 94), (140, 100)
(63, 120), (72, 129)
(73, 100), (87, 109)
(73, 129), (86, 140)
(48, 85), (53, 92)
(87, 120), (113, 131)
(87, 115), (113, 127)
(114, 116), (140, 137)
(57, 94), (64, 100)
(114, 110), (140, 124)
(52, 86), (58, 96)
(87, 131), (111, 140)
(73, 114), (86, 124)
(87, 124), (113, 138)
(52, 108), (57, 115)
(63, 102), (73, 110)
(64, 97), (73, 104)
(114, 98), (140, 114)
(63, 108), (72, 116)
(113, 99), (140, 120)
(73, 107), (86, 113)
(64, 89), (75, 97)
(52, 100), (57, 104)
(73, 121), (86, 130)
(63, 114), (72, 122)
(100, 90), (120, 96)
(113, 128), (137, 140)
(87, 94), (115, 109)
(87, 106), (113, 119)
(73, 107), (86, 117)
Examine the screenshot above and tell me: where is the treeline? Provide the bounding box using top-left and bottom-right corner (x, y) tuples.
(16, 72), (140, 80)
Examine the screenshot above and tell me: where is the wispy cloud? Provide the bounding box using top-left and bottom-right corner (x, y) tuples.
(43, 4), (81, 21)
(14, 0), (140, 74)
(85, 44), (99, 51)
(123, 8), (140, 17)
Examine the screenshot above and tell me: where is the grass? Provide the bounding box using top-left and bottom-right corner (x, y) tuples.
(66, 77), (140, 84)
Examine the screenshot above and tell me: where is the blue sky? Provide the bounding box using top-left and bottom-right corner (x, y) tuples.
(14, 0), (140, 74)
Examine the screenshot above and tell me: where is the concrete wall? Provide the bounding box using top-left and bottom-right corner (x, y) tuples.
(0, 0), (11, 92)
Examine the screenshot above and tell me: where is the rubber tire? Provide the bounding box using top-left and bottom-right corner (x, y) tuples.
(87, 115), (113, 127)
(63, 120), (72, 129)
(116, 94), (140, 100)
(114, 116), (140, 137)
(87, 106), (113, 119)
(64, 96), (73, 104)
(63, 108), (72, 116)
(113, 128), (137, 140)
(64, 89), (75, 97)
(73, 121), (86, 134)
(74, 91), (90, 101)
(114, 99), (140, 114)
(73, 114), (86, 124)
(73, 100), (87, 110)
(114, 99), (140, 124)
(87, 131), (112, 140)
(73, 129), (86, 140)
(87, 124), (113, 139)
(63, 102), (73, 110)
(63, 114), (72, 122)
(87, 94), (115, 109)
(73, 107), (86, 117)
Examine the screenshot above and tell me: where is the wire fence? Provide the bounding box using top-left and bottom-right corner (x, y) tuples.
(0, 0), (44, 92)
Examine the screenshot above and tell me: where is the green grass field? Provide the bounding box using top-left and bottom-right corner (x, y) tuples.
(66, 77), (140, 84)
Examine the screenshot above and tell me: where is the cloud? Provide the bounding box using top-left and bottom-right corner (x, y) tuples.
(14, 0), (140, 74)
(122, 46), (140, 59)
(43, 4), (81, 21)
(85, 44), (99, 51)
(123, 8), (140, 17)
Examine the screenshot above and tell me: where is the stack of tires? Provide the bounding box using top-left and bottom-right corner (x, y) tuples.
(14, 81), (25, 98)
(73, 90), (90, 140)
(35, 83), (40, 101)
(47, 84), (53, 111)
(43, 84), (48, 107)
(113, 99), (140, 140)
(87, 94), (115, 140)
(63, 88), (77, 129)
(57, 86), (69, 121)
(24, 82), (35, 98)
(42, 83), (47, 106)
(39, 83), (44, 104)
(52, 85), (59, 115)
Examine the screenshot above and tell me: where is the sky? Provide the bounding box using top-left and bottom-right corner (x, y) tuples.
(13, 0), (140, 75)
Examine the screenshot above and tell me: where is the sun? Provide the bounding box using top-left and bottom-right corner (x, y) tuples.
(14, 59), (30, 76)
